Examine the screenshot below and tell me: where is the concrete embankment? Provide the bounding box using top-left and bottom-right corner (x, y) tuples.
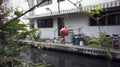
(20, 40), (120, 59)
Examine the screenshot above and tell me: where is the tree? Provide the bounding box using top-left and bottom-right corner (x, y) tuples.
(0, 0), (48, 67)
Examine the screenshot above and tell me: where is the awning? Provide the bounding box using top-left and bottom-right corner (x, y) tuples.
(26, 0), (120, 19)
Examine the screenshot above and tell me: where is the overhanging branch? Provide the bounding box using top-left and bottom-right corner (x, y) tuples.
(1, 0), (47, 29)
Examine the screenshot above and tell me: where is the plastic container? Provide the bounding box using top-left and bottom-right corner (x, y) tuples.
(79, 41), (84, 46)
(65, 30), (74, 43)
(73, 35), (79, 45)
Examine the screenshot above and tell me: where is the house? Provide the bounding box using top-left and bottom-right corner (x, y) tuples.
(27, 0), (120, 42)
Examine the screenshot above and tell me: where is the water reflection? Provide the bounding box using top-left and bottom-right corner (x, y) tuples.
(30, 48), (120, 67)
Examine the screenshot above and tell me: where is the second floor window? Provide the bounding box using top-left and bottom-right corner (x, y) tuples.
(37, 0), (52, 7)
(57, 0), (65, 2)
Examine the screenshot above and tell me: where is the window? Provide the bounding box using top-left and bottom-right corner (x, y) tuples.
(37, 0), (52, 7)
(117, 13), (120, 25)
(89, 12), (120, 26)
(57, 0), (65, 2)
(37, 18), (53, 28)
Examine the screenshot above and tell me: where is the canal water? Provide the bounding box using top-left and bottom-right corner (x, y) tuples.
(29, 48), (120, 67)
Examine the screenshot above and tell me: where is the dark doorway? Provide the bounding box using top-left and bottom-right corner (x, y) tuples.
(58, 17), (64, 36)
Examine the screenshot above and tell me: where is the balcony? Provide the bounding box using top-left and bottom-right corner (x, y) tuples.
(26, 0), (120, 19)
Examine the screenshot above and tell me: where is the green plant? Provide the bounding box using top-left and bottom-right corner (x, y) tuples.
(0, 18), (30, 56)
(88, 32), (113, 61)
(0, 0), (49, 67)
(88, 33), (112, 47)
(86, 5), (114, 67)
(88, 37), (101, 48)
(0, 3), (39, 67)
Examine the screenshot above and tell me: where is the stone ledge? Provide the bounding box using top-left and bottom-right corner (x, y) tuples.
(20, 40), (120, 59)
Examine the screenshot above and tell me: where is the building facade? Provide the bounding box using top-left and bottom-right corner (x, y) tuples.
(27, 0), (120, 40)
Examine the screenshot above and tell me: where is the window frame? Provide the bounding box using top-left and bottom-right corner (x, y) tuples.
(57, 0), (65, 2)
(36, 0), (52, 7)
(37, 18), (53, 28)
(89, 12), (120, 26)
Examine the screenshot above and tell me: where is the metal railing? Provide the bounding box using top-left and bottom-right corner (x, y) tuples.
(27, 0), (120, 18)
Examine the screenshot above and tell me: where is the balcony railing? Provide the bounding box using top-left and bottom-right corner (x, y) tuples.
(27, 0), (120, 19)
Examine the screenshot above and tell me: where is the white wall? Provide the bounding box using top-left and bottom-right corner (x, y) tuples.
(81, 0), (117, 6)
(34, 0), (76, 15)
(34, 0), (117, 15)
(64, 13), (120, 37)
(34, 13), (120, 39)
